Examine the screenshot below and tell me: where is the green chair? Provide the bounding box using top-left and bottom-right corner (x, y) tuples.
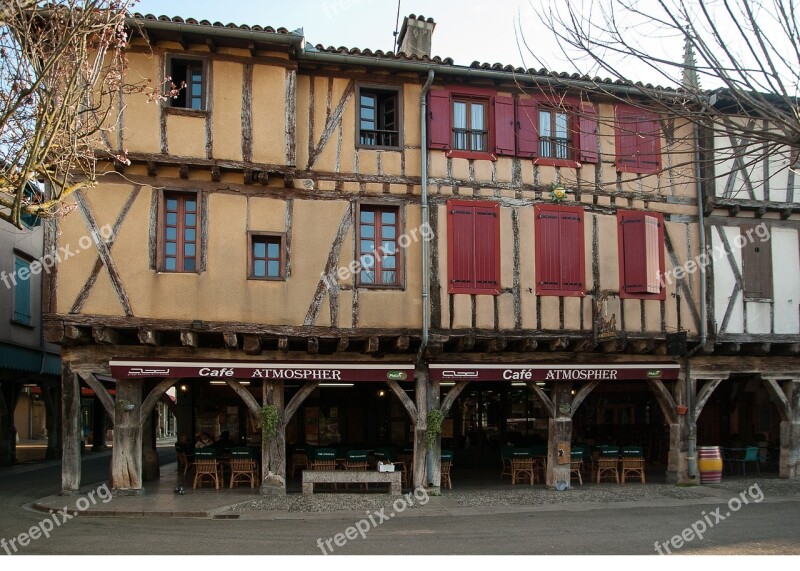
(731, 446), (761, 476)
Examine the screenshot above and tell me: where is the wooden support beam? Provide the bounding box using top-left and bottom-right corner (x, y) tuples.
(548, 337), (569, 352)
(307, 337), (319, 354)
(512, 338), (537, 352)
(745, 343), (771, 355)
(205, 37), (216, 52)
(179, 163), (189, 179)
(628, 339), (654, 354)
(779, 343), (800, 355)
(258, 171), (269, 185)
(178, 34), (190, 51)
(244, 169), (254, 184)
(721, 342), (741, 355)
(223, 332), (239, 349)
(572, 339), (596, 353)
(146, 161), (157, 177)
(248, 41), (257, 58)
(424, 341), (443, 359)
(336, 337), (349, 352)
(386, 378), (417, 424)
(278, 336), (289, 352)
(601, 338), (626, 353)
(138, 328), (161, 346)
(65, 324), (90, 344)
(243, 335), (262, 355)
(180, 330), (198, 348)
(93, 325), (120, 345)
(364, 336), (379, 354)
(728, 204), (740, 217)
(486, 338), (507, 353)
(211, 166), (221, 182)
(454, 334), (475, 352)
(393, 335), (410, 353)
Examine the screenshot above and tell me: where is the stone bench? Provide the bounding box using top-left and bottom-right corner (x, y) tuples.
(301, 470), (402, 495)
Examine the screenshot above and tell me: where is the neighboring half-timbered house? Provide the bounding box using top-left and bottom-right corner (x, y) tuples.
(695, 89), (800, 478)
(41, 13), (798, 495)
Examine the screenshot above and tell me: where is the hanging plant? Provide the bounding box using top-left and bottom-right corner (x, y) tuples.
(425, 410), (444, 449)
(259, 404), (279, 442)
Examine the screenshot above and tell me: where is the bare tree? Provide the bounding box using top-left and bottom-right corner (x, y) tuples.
(523, 0), (800, 187)
(0, 0), (167, 228)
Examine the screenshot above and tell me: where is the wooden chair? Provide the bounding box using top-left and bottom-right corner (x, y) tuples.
(510, 449), (536, 485)
(229, 447), (258, 489)
(570, 449), (584, 485)
(530, 445), (547, 482)
(620, 446), (646, 484)
(595, 446), (620, 484)
(500, 445), (514, 480)
(309, 448), (338, 490)
(398, 452), (414, 487)
(290, 451), (308, 479)
(441, 450), (454, 489)
(343, 450), (369, 490)
(176, 448), (193, 476)
(193, 449), (220, 490)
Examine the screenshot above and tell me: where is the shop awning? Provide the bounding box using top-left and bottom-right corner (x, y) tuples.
(109, 360), (415, 382)
(429, 363), (680, 382)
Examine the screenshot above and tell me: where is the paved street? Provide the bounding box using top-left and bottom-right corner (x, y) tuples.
(1, 452), (799, 556)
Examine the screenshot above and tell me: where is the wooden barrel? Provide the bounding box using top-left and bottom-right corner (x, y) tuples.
(698, 446), (723, 483)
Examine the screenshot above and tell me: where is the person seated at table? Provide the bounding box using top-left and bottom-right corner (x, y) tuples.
(214, 431), (236, 452)
(195, 432), (213, 449)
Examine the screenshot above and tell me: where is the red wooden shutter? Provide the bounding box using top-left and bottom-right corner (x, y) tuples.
(494, 96), (516, 156)
(578, 102), (599, 164)
(644, 215), (661, 293)
(516, 98), (539, 158)
(638, 115), (661, 173)
(559, 210), (585, 293)
(536, 207), (562, 292)
(620, 212), (646, 293)
(448, 202), (475, 291)
(428, 89), (451, 150)
(473, 203), (500, 292)
(615, 106), (639, 171)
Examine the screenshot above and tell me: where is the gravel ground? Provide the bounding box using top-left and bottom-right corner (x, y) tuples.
(228, 477), (800, 512)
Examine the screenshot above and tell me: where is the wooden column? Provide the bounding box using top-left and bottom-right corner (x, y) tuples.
(412, 370), (428, 489)
(141, 407), (159, 482)
(546, 382), (573, 487)
(110, 378), (143, 492)
(40, 381), (61, 460)
(61, 364), (81, 494)
(261, 380), (286, 494)
(763, 377), (800, 479)
(428, 376), (441, 492)
(672, 373), (689, 484)
(92, 393), (108, 451)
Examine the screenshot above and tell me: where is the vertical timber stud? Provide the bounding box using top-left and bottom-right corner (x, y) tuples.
(262, 380), (287, 494)
(671, 370), (690, 483)
(547, 382), (572, 487)
(413, 369), (428, 490)
(111, 378), (143, 492)
(61, 364), (81, 494)
(763, 377), (800, 479)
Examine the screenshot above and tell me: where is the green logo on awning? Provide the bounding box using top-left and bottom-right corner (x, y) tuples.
(387, 370), (408, 381)
(647, 370), (663, 378)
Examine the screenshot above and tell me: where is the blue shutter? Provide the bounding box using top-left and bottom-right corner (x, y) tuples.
(13, 257), (31, 325)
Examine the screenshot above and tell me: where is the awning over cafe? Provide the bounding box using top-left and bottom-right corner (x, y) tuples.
(429, 363), (680, 382)
(109, 360), (415, 382)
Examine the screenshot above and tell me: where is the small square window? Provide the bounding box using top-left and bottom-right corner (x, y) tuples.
(249, 233), (285, 280)
(358, 87), (400, 148)
(168, 58), (205, 110)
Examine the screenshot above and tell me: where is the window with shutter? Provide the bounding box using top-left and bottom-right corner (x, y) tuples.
(615, 104), (662, 174)
(534, 204), (585, 297)
(13, 255), (31, 325)
(741, 224), (773, 300)
(617, 210), (665, 299)
(447, 199), (500, 295)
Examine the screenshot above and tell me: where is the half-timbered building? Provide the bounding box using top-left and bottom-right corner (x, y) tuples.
(41, 12), (797, 495)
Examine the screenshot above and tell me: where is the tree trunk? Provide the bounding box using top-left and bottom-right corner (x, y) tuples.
(261, 380), (286, 495)
(61, 366), (82, 493)
(111, 379), (143, 492)
(412, 370), (428, 489)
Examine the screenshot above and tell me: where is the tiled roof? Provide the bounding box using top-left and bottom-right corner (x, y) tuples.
(130, 13), (296, 35)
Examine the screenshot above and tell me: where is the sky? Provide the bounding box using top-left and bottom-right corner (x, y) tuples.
(129, 0), (590, 74)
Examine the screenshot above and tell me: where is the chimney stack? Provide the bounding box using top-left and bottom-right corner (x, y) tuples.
(397, 14), (436, 58)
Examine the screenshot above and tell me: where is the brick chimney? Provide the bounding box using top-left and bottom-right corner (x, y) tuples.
(397, 14), (436, 58)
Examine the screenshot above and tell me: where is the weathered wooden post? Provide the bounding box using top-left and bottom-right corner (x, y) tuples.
(412, 369), (428, 490)
(763, 377), (800, 479)
(428, 374), (441, 492)
(261, 379), (286, 494)
(547, 382), (573, 487)
(61, 364), (81, 494)
(110, 378), (143, 492)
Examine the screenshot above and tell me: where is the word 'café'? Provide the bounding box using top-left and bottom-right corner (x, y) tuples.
(39, 11), (800, 498)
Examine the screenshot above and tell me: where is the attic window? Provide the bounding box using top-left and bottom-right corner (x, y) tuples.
(168, 58), (205, 110)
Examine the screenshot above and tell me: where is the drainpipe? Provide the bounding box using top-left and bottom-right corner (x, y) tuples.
(686, 120), (708, 481)
(417, 70), (435, 364)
